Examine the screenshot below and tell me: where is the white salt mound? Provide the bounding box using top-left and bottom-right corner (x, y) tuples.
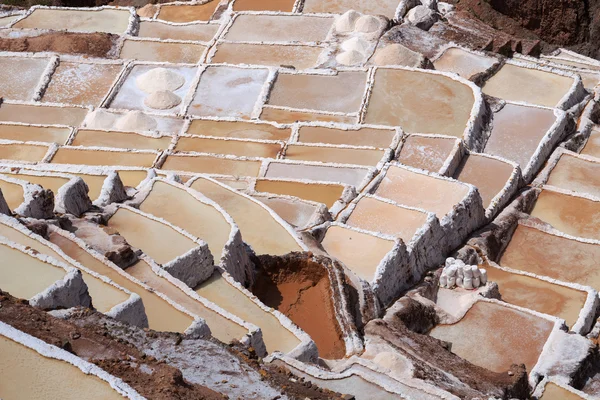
(115, 110), (158, 131)
(341, 37), (369, 54)
(336, 50), (364, 66)
(335, 10), (361, 33)
(144, 90), (181, 110)
(136, 67), (185, 94)
(83, 109), (116, 130)
(354, 15), (381, 33)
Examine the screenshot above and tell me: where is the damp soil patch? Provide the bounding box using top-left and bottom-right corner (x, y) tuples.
(0, 32), (117, 58)
(251, 252), (346, 359)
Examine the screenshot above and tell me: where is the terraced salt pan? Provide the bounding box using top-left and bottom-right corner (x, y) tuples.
(268, 71), (367, 114)
(162, 154), (261, 176)
(345, 196), (428, 242)
(82, 109), (185, 134)
(211, 43), (322, 70)
(254, 179), (346, 208)
(484, 103), (558, 171)
(0, 124), (71, 144)
(12, 8), (131, 34)
(0, 103), (87, 126)
(110, 64), (196, 113)
(157, 2), (220, 23)
(233, 0), (296, 12)
(253, 195), (323, 229)
(581, 127), (600, 158)
(0, 14), (22, 27)
(430, 301), (553, 373)
(108, 207), (196, 265)
(187, 119), (290, 141)
(373, 165), (469, 218)
(0, 219), (128, 313)
(50, 148), (157, 168)
(284, 144), (385, 166)
(500, 224), (600, 291)
(175, 136), (282, 158)
(483, 63), (574, 108)
(224, 14), (335, 43)
(71, 170), (147, 200)
(120, 40), (206, 64)
(531, 189), (600, 241)
(542, 55), (600, 71)
(485, 265), (586, 328)
(125, 259), (248, 343)
(297, 125), (396, 148)
(138, 21), (219, 41)
(546, 153), (600, 198)
(453, 153), (515, 209)
(0, 143), (49, 163)
(49, 231), (193, 333)
(365, 68), (475, 138)
(396, 135), (458, 173)
(0, 57), (50, 101)
(189, 66), (269, 118)
(260, 106), (357, 124)
(264, 161), (371, 187)
(43, 62), (123, 107)
(0, 240), (67, 299)
(433, 47), (497, 79)
(195, 270), (300, 353)
(190, 177), (304, 255)
(540, 382), (585, 400)
(72, 129), (173, 151)
(1, 171), (69, 195)
(302, 0), (399, 17)
(0, 178), (26, 209)
(320, 224), (396, 282)
(0, 335), (126, 400)
(139, 180), (230, 259)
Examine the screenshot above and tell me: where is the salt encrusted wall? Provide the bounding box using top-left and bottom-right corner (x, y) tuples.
(105, 293), (149, 329)
(0, 174), (55, 219)
(0, 321), (144, 399)
(0, 188), (10, 215)
(439, 137), (465, 176)
(55, 177), (93, 217)
(95, 171), (129, 206)
(163, 245), (215, 288)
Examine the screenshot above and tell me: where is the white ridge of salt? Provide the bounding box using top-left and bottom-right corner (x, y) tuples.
(135, 67), (186, 94)
(341, 37), (369, 54)
(144, 90), (182, 110)
(336, 50), (365, 66)
(115, 110), (158, 131)
(335, 10), (361, 33)
(354, 15), (380, 33)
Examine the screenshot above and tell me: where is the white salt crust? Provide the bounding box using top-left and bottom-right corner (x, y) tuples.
(0, 321), (144, 399)
(250, 192), (332, 230)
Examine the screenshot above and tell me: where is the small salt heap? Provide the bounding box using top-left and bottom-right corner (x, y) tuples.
(144, 90), (182, 110)
(115, 110), (158, 131)
(136, 67), (184, 110)
(439, 257), (487, 290)
(82, 109), (116, 130)
(335, 10), (361, 33)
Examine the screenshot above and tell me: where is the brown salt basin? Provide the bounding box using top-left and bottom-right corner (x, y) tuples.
(12, 8), (131, 34)
(161, 154), (261, 177)
(50, 148), (157, 168)
(499, 224), (600, 291)
(264, 161), (370, 187)
(485, 265), (586, 328)
(260, 106), (358, 124)
(581, 127), (600, 159)
(138, 21), (219, 42)
(0, 143), (49, 163)
(233, 0), (296, 12)
(157, 2), (220, 23)
(72, 130), (173, 151)
(396, 135), (457, 173)
(120, 40), (206, 64)
(483, 63), (574, 108)
(546, 153), (600, 198)
(0, 57), (50, 101)
(175, 137), (282, 158)
(251, 254), (346, 359)
(433, 47), (497, 79)
(365, 68), (474, 137)
(531, 189), (600, 240)
(302, 0), (399, 17)
(0, 335), (125, 400)
(225, 14), (334, 43)
(429, 301), (553, 373)
(284, 144), (385, 166)
(0, 125), (70, 145)
(0, 179), (25, 210)
(0, 103), (87, 126)
(253, 195), (322, 229)
(211, 43), (322, 70)
(0, 221), (127, 314)
(540, 382), (584, 400)
(187, 119), (291, 141)
(2, 172), (68, 197)
(297, 125), (395, 148)
(254, 179), (345, 208)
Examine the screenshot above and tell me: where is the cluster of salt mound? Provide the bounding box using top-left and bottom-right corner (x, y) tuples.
(439, 257), (488, 289)
(115, 110), (158, 131)
(135, 67), (184, 110)
(334, 10), (383, 66)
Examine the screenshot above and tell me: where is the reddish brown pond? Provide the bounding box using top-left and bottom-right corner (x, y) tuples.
(251, 254), (346, 359)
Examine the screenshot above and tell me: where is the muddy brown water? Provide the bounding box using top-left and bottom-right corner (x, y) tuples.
(433, 47), (497, 79)
(453, 154), (514, 209)
(264, 162), (369, 187)
(0, 103), (87, 126)
(72, 130), (172, 151)
(162, 154), (261, 176)
(233, 0), (296, 12)
(546, 153), (600, 198)
(284, 145), (385, 166)
(254, 195), (319, 228)
(540, 382), (584, 400)
(157, 2), (220, 23)
(2, 172), (69, 196)
(138, 21), (219, 42)
(430, 301), (554, 373)
(365, 68), (474, 137)
(260, 106), (357, 124)
(531, 189), (600, 240)
(186, 119), (291, 141)
(0, 125), (70, 145)
(120, 40), (206, 64)
(175, 137), (282, 158)
(397, 135), (456, 172)
(297, 126), (395, 148)
(251, 256), (346, 359)
(254, 179), (345, 208)
(0, 143), (49, 163)
(581, 127), (600, 159)
(225, 14), (334, 43)
(0, 335), (125, 400)
(212, 43), (322, 70)
(51, 148), (157, 168)
(0, 179), (24, 210)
